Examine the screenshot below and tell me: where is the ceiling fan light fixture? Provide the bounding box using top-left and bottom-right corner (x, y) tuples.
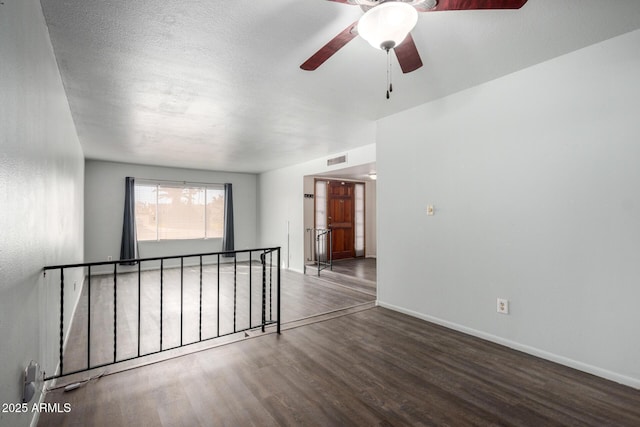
(357, 1), (418, 51)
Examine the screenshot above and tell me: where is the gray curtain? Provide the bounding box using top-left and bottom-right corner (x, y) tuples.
(222, 183), (234, 257)
(119, 176), (138, 265)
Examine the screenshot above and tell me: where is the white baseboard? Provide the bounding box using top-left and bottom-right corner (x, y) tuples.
(377, 301), (640, 390)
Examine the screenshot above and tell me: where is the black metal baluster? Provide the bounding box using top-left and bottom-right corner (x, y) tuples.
(249, 252), (252, 329)
(261, 253), (266, 333)
(160, 259), (164, 351)
(113, 263), (117, 363)
(217, 253), (220, 337)
(317, 232), (321, 276)
(269, 251), (273, 321)
(277, 248), (281, 334)
(59, 268), (64, 376)
(233, 255), (237, 333)
(87, 266), (91, 370)
(180, 257), (184, 346)
(137, 261), (141, 357)
(199, 256), (203, 342)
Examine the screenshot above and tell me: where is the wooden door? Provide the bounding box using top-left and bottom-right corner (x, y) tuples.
(327, 181), (355, 260)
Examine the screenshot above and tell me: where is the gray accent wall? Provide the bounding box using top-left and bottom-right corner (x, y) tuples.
(0, 1), (85, 425)
(84, 160), (258, 272)
(377, 30), (640, 388)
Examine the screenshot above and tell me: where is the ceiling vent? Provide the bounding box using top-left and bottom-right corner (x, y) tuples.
(327, 154), (347, 167)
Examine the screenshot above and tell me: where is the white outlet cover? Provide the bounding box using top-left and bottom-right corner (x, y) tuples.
(497, 298), (509, 314)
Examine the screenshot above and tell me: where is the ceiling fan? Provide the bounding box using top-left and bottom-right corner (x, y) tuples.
(301, 0), (529, 74)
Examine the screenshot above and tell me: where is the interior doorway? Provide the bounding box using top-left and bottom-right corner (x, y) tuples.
(303, 163), (377, 279)
(313, 178), (367, 261)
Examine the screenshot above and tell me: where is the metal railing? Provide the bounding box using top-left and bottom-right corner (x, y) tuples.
(43, 247), (280, 380)
(305, 228), (332, 276)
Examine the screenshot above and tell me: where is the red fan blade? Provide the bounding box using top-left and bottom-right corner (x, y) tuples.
(417, 0), (527, 12)
(394, 33), (423, 74)
(301, 22), (358, 71)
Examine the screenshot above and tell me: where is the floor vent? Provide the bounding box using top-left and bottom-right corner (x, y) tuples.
(327, 154), (347, 166)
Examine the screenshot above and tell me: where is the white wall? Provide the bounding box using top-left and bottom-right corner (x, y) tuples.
(377, 30), (640, 388)
(259, 143), (376, 273)
(85, 160), (258, 272)
(0, 1), (85, 425)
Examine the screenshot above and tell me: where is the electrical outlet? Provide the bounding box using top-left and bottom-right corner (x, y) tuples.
(107, 256), (113, 261)
(497, 298), (509, 314)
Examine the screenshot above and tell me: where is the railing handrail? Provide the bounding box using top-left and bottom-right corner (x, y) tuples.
(304, 229), (332, 276)
(44, 246), (281, 271)
(315, 229), (331, 239)
(43, 246), (281, 380)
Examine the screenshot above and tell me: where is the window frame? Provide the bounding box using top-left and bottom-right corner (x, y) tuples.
(134, 179), (225, 242)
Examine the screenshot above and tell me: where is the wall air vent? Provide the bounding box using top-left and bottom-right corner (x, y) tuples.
(327, 154), (347, 167)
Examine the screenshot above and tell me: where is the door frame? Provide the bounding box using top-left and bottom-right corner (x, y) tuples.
(314, 178), (366, 261)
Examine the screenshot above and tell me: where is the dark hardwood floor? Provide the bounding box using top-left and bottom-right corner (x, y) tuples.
(38, 266), (640, 427)
(40, 306), (640, 426)
(329, 257), (377, 283)
(307, 257), (377, 296)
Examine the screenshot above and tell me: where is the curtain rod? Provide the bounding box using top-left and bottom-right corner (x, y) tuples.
(134, 177), (227, 187)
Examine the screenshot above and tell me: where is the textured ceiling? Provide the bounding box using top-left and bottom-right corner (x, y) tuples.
(40, 0), (640, 173)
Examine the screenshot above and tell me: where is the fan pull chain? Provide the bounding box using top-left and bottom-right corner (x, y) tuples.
(389, 49), (393, 95)
(386, 49), (391, 99)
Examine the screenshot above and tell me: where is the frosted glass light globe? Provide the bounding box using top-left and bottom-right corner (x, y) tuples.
(358, 2), (418, 50)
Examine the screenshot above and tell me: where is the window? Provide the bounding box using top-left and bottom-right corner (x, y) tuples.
(314, 180), (328, 259)
(315, 180), (327, 230)
(134, 182), (225, 241)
